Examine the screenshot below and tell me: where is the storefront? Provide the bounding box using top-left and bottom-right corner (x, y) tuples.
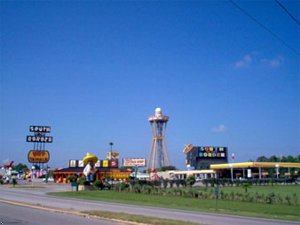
(53, 159), (131, 183)
(210, 162), (300, 179)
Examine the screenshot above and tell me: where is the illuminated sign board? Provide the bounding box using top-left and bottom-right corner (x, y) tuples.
(69, 160), (77, 168)
(110, 159), (118, 168)
(110, 172), (130, 179)
(68, 159), (118, 168)
(123, 158), (146, 167)
(29, 126), (51, 133)
(183, 144), (194, 154)
(95, 160), (101, 167)
(102, 160), (109, 168)
(28, 150), (50, 163)
(27, 135), (53, 143)
(78, 160), (84, 167)
(107, 151), (120, 159)
(198, 146), (227, 158)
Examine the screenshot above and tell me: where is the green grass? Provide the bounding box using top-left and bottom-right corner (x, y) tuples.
(84, 210), (202, 225)
(49, 185), (300, 221)
(220, 185), (300, 201)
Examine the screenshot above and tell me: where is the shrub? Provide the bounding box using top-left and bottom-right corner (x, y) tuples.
(229, 191), (235, 201)
(68, 175), (77, 183)
(133, 184), (142, 193)
(83, 180), (90, 186)
(285, 195), (292, 205)
(141, 185), (152, 194)
(180, 179), (187, 187)
(265, 192), (275, 204)
(242, 182), (251, 193)
(114, 182), (128, 192)
(175, 179), (181, 188)
(77, 177), (90, 186)
(186, 176), (196, 187)
(292, 193), (298, 205)
(78, 177), (87, 185)
(169, 180), (174, 188)
(162, 178), (169, 189)
(93, 180), (104, 189)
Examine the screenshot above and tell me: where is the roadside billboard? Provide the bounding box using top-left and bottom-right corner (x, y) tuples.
(198, 146), (227, 158)
(110, 159), (118, 168)
(28, 150), (50, 163)
(102, 160), (109, 168)
(123, 158), (146, 167)
(106, 151), (120, 159)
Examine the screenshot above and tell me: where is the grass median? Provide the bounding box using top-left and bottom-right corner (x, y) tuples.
(49, 185), (300, 221)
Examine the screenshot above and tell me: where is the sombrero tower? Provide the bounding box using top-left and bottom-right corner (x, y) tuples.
(147, 108), (171, 171)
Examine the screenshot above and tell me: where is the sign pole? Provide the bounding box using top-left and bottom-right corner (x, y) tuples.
(27, 125), (52, 179)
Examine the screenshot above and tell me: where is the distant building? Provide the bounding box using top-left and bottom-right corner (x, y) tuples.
(53, 159), (131, 183)
(185, 146), (228, 169)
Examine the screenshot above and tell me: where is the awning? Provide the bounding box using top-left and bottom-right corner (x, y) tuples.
(210, 162), (300, 169)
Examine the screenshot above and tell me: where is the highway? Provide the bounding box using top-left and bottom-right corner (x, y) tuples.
(0, 202), (123, 225)
(0, 182), (299, 225)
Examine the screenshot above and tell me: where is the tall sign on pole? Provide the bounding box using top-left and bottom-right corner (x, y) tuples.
(26, 125), (53, 167)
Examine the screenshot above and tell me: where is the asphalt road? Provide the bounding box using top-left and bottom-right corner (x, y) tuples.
(0, 202), (124, 225)
(0, 182), (299, 225)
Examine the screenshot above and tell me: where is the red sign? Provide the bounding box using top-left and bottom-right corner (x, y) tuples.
(110, 159), (118, 168)
(28, 150), (50, 163)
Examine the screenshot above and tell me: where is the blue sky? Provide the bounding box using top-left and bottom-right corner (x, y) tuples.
(1, 1), (299, 169)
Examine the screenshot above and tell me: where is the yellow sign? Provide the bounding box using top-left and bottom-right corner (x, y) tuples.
(102, 160), (109, 167)
(28, 150), (50, 163)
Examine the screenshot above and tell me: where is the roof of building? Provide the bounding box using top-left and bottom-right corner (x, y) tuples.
(171, 169), (216, 174)
(53, 167), (127, 174)
(210, 162), (300, 169)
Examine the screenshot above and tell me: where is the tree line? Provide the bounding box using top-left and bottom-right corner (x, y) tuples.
(256, 155), (300, 163)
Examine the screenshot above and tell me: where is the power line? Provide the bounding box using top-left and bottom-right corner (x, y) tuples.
(229, 0), (300, 56)
(274, 0), (300, 26)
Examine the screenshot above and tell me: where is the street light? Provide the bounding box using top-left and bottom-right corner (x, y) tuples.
(109, 142), (113, 160)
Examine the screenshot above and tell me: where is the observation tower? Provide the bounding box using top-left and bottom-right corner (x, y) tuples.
(147, 108), (171, 171)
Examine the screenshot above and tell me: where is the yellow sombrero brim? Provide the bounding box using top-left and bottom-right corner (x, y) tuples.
(83, 155), (98, 165)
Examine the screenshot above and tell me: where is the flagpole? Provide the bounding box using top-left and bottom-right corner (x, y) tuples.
(230, 153), (235, 181)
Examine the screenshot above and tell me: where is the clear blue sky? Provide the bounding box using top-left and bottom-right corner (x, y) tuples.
(1, 1), (299, 169)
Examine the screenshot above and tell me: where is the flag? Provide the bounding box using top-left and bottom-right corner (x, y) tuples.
(231, 153), (235, 160)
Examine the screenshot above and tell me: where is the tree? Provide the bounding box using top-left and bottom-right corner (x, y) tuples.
(256, 156), (268, 162)
(12, 163), (29, 172)
(286, 155), (296, 163)
(269, 155), (278, 162)
(280, 156), (287, 162)
(256, 155), (299, 163)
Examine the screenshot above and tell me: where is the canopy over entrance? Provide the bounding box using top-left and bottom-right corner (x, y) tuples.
(210, 162), (300, 180)
(211, 162), (300, 169)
